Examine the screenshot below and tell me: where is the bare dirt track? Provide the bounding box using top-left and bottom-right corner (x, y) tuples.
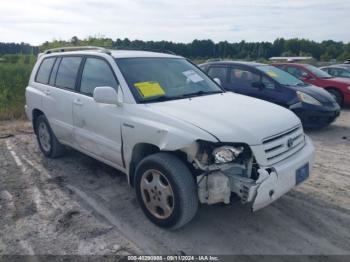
(0, 110), (349, 256)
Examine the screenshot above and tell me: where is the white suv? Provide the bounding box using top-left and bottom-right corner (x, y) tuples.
(26, 46), (315, 229)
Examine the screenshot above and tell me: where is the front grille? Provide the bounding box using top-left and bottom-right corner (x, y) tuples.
(262, 124), (305, 165)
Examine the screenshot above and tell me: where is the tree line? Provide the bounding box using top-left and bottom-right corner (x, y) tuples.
(1, 37), (350, 61)
(0, 42), (39, 55)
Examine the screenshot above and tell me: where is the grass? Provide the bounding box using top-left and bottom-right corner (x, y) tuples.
(0, 62), (33, 120)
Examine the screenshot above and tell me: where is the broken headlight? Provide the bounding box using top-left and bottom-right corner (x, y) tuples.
(196, 140), (251, 166)
(212, 145), (244, 164)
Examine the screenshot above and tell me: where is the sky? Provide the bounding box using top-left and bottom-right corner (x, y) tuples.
(1, 0), (350, 45)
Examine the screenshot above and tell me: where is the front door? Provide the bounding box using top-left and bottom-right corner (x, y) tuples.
(228, 66), (286, 106)
(228, 66), (270, 99)
(72, 57), (124, 167)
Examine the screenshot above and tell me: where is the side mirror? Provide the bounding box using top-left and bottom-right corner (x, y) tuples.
(213, 78), (221, 86)
(93, 86), (121, 106)
(300, 72), (312, 80)
(251, 81), (264, 89)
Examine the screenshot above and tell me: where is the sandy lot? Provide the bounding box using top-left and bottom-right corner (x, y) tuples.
(0, 110), (349, 256)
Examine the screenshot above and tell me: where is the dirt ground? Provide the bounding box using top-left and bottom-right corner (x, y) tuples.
(0, 110), (349, 256)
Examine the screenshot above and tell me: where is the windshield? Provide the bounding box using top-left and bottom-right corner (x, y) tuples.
(256, 65), (306, 86)
(304, 64), (332, 78)
(116, 58), (223, 103)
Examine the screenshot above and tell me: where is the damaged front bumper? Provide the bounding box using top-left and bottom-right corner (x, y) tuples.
(197, 136), (315, 211)
(251, 136), (314, 211)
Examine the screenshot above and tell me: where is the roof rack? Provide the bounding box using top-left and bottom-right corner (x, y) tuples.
(43, 46), (112, 55)
(114, 46), (177, 55)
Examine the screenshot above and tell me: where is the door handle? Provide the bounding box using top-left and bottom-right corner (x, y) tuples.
(44, 89), (51, 95)
(73, 99), (83, 106)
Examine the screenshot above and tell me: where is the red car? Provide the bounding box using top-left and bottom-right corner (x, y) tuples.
(273, 63), (350, 106)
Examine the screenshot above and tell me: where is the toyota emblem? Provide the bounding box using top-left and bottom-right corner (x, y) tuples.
(287, 138), (294, 148)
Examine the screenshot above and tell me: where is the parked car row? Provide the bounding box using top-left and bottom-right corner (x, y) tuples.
(320, 65), (350, 79)
(26, 47), (315, 229)
(199, 61), (343, 129)
(274, 63), (350, 106)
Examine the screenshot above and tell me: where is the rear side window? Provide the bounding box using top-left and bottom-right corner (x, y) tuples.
(49, 57), (61, 86)
(55, 57), (82, 90)
(80, 58), (118, 96)
(35, 57), (56, 84)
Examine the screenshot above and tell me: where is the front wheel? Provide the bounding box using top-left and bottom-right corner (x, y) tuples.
(135, 153), (198, 229)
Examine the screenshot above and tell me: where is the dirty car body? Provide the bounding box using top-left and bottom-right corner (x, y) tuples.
(25, 47), (315, 228)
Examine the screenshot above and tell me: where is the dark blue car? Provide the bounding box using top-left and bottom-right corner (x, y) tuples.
(199, 61), (340, 128)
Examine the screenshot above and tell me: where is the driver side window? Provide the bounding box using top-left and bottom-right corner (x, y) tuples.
(285, 66), (305, 79)
(80, 58), (118, 96)
(262, 76), (275, 89)
(230, 67), (260, 89)
(329, 68), (338, 77)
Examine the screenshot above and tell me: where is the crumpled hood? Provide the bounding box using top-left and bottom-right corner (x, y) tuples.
(148, 92), (301, 145)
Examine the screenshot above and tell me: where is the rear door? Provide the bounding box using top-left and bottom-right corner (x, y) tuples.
(42, 56), (83, 144)
(34, 56), (56, 121)
(72, 56), (124, 167)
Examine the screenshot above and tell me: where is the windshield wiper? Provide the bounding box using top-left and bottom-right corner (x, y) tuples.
(180, 90), (224, 98)
(139, 95), (180, 103)
(139, 90), (223, 103)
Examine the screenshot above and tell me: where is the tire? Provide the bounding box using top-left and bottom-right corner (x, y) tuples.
(327, 89), (343, 106)
(35, 115), (65, 158)
(134, 153), (198, 229)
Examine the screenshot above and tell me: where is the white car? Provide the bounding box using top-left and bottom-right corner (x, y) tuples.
(25, 46), (315, 229)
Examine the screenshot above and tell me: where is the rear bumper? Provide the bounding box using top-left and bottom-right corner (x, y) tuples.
(251, 136), (315, 211)
(25, 105), (31, 121)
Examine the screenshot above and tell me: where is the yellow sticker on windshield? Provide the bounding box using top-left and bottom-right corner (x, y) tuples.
(134, 81), (165, 98)
(267, 71), (278, 78)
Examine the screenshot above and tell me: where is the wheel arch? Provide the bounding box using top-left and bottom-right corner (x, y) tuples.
(129, 143), (160, 187)
(32, 108), (45, 134)
(324, 87), (344, 104)
(128, 143), (196, 187)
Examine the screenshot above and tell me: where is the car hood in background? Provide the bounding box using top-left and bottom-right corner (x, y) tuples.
(322, 77), (350, 86)
(148, 92), (301, 145)
(287, 84), (336, 103)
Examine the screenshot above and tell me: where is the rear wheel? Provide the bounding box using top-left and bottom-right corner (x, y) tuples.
(35, 115), (65, 158)
(135, 153), (198, 229)
(327, 89), (343, 106)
